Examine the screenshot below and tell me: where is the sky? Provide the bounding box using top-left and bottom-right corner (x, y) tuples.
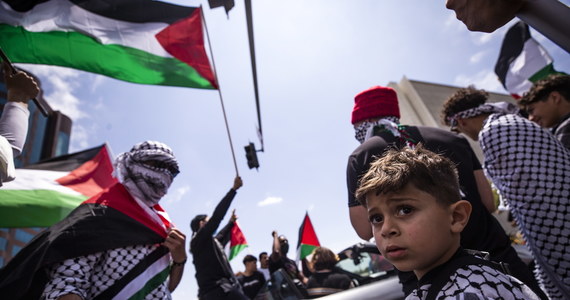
(14, 0), (570, 298)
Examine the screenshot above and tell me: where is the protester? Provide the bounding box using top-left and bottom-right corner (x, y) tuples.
(258, 252), (271, 281)
(0, 62), (39, 185)
(190, 177), (248, 300)
(356, 145), (541, 299)
(519, 74), (570, 148)
(346, 86), (544, 297)
(442, 86), (570, 300)
(237, 254), (266, 300)
(0, 140), (186, 299)
(269, 231), (307, 285)
(305, 247), (353, 298)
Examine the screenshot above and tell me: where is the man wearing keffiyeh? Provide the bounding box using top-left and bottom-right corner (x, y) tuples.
(0, 141), (187, 300)
(346, 86), (543, 298)
(442, 86), (570, 300)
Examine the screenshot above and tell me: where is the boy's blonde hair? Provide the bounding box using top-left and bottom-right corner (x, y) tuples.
(355, 144), (461, 206)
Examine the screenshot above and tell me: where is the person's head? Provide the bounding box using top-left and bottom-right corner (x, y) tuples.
(355, 145), (471, 279)
(445, 0), (524, 33)
(441, 86), (489, 141)
(243, 254), (258, 272)
(310, 247), (339, 271)
(259, 252), (269, 268)
(114, 141), (180, 207)
(278, 235), (290, 255)
(519, 74), (570, 128)
(190, 214), (208, 233)
(352, 86), (401, 144)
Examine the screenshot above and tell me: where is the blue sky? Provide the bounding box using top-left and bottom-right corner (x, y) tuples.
(17, 0), (570, 298)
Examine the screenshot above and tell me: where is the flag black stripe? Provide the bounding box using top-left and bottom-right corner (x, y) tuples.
(2, 0), (196, 24)
(494, 21), (532, 88)
(22, 144), (104, 171)
(69, 0), (196, 24)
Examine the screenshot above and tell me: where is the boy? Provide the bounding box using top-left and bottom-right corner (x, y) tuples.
(355, 145), (540, 300)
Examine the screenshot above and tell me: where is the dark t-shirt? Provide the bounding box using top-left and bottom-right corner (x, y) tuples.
(238, 271), (266, 299)
(306, 270), (352, 298)
(346, 126), (510, 255)
(268, 255), (300, 281)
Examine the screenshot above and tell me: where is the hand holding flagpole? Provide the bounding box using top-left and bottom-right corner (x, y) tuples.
(0, 47), (49, 116)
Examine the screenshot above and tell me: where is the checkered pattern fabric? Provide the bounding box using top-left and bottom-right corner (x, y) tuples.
(407, 264), (539, 300)
(115, 141), (180, 207)
(353, 116), (401, 144)
(42, 244), (171, 300)
(446, 102), (519, 130)
(479, 113), (570, 300)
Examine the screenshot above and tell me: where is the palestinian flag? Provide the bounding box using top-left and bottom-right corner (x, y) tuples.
(0, 182), (173, 299)
(229, 221), (248, 261)
(0, 144), (117, 227)
(297, 212), (320, 260)
(494, 21), (563, 99)
(0, 0), (216, 89)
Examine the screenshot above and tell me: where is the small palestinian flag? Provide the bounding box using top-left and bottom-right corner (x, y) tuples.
(494, 21), (563, 99)
(229, 221), (248, 261)
(0, 144), (117, 227)
(0, 0), (216, 89)
(297, 212), (320, 260)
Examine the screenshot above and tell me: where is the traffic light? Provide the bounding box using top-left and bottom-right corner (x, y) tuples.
(244, 142), (259, 169)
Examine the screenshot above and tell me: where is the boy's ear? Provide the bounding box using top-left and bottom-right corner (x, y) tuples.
(450, 200), (472, 233)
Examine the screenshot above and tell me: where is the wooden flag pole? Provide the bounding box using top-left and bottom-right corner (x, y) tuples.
(200, 6), (240, 176)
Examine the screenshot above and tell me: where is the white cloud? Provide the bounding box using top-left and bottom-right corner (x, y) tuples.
(257, 196), (283, 207)
(454, 70), (505, 93)
(17, 64), (93, 151)
(163, 185), (191, 205)
(469, 50), (487, 64)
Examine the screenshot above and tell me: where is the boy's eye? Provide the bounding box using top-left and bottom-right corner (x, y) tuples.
(396, 206), (414, 216)
(369, 214), (383, 224)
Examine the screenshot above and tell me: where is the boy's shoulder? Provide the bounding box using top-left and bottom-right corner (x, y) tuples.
(407, 252), (539, 300)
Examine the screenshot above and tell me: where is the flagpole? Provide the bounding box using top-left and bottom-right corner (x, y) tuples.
(200, 6), (240, 176)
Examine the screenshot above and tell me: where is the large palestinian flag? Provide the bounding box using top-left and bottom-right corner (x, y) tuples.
(0, 182), (173, 299)
(297, 212), (320, 260)
(0, 0), (216, 89)
(494, 21), (563, 99)
(0, 144), (117, 227)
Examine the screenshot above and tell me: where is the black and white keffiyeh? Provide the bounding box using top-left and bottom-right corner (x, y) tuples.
(407, 264), (539, 300)
(479, 113), (570, 300)
(447, 102), (519, 130)
(354, 116), (401, 144)
(115, 141), (180, 207)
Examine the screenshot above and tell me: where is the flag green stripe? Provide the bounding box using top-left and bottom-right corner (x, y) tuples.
(229, 244), (248, 261)
(0, 190), (87, 227)
(299, 244), (318, 260)
(528, 63), (566, 83)
(127, 266), (170, 300)
(0, 24), (215, 89)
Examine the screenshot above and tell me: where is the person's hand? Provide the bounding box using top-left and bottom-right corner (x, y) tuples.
(230, 209), (238, 223)
(232, 176), (243, 190)
(3, 62), (39, 104)
(272, 231), (278, 238)
(163, 227), (187, 264)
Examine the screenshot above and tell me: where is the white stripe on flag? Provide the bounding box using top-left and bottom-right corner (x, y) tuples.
(0, 0), (171, 57)
(1, 169), (82, 195)
(505, 38), (553, 96)
(113, 252), (171, 300)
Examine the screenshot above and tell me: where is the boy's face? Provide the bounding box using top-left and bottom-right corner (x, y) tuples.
(366, 183), (463, 279)
(526, 92), (560, 128)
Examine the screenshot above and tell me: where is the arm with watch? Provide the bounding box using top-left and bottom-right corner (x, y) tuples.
(163, 227), (187, 292)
